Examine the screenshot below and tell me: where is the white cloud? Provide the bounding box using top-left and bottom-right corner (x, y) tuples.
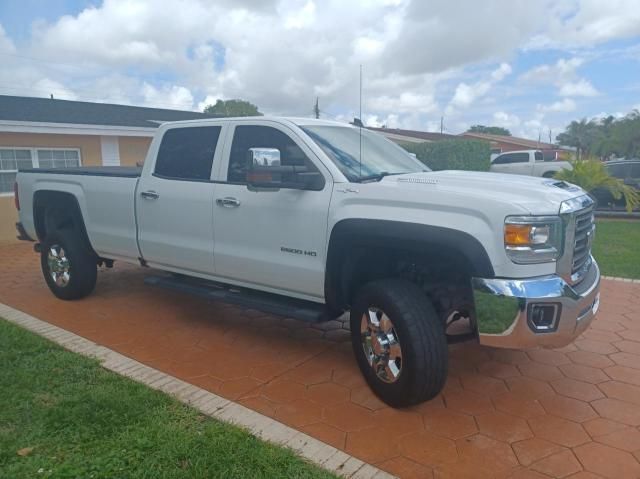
(447, 63), (512, 113)
(368, 92), (438, 114)
(283, 0), (316, 29)
(558, 79), (598, 97)
(141, 83), (194, 110)
(520, 57), (584, 84)
(539, 98), (577, 113)
(491, 63), (512, 82)
(520, 56), (599, 99)
(493, 111), (521, 128)
(531, 0), (640, 48)
(0, 0), (636, 139)
(0, 24), (16, 54)
(449, 82), (489, 109)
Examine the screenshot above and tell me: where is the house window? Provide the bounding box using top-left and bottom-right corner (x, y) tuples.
(0, 147), (81, 194)
(37, 149), (81, 169)
(0, 149), (33, 194)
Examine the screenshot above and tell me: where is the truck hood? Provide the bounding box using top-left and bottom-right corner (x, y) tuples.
(385, 170), (585, 215)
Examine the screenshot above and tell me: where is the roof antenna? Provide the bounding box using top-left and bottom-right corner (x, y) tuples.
(359, 64), (362, 178)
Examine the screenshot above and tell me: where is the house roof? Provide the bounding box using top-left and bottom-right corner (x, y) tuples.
(367, 126), (458, 142)
(461, 131), (560, 150)
(0, 95), (213, 128)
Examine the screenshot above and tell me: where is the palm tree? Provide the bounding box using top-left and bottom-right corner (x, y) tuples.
(556, 119), (599, 160)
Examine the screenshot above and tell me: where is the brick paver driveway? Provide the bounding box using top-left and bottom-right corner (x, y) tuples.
(2, 241), (640, 478)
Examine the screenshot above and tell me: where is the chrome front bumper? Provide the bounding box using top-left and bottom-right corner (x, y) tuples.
(472, 257), (600, 349)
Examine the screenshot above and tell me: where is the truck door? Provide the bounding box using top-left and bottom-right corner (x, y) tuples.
(211, 122), (331, 300)
(136, 125), (223, 275)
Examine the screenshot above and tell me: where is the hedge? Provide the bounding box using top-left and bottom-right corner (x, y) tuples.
(402, 139), (491, 172)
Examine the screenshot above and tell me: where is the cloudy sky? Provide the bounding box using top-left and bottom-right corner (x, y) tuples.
(1, 0), (639, 140)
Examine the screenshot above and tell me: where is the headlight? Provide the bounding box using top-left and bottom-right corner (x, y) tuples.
(504, 216), (562, 264)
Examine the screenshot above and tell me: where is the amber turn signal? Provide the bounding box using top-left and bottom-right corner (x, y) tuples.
(504, 224), (532, 246)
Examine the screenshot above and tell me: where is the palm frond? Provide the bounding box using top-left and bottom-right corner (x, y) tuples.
(554, 161), (640, 213)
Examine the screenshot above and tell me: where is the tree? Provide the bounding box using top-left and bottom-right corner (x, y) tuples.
(203, 99), (262, 117)
(468, 125), (512, 136)
(556, 119), (600, 160)
(557, 111), (640, 160)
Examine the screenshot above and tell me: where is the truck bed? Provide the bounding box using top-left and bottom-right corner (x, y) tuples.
(19, 166), (142, 178)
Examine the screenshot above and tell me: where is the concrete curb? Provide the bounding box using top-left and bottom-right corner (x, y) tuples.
(602, 276), (640, 284)
(0, 302), (395, 479)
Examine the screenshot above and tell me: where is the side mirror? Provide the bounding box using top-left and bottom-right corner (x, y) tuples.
(246, 147), (324, 191)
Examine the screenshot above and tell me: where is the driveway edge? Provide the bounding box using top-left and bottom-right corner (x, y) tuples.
(0, 302), (394, 479)
(601, 275), (640, 283)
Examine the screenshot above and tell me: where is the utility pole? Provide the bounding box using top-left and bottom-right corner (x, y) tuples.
(440, 116), (444, 134)
(313, 97), (320, 119)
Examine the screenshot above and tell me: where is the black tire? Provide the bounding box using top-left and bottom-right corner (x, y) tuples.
(350, 279), (448, 408)
(542, 171), (556, 178)
(40, 228), (97, 300)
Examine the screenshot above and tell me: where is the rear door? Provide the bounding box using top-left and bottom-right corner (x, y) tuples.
(137, 124), (224, 274)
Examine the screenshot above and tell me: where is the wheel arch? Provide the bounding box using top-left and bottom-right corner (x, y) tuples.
(324, 219), (495, 312)
(33, 190), (95, 255)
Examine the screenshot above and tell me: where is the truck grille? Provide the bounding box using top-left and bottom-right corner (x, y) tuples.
(572, 205), (595, 278)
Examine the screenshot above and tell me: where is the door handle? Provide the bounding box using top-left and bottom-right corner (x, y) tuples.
(216, 197), (241, 208)
(140, 190), (159, 200)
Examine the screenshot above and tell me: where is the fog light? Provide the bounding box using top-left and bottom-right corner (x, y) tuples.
(527, 303), (560, 333)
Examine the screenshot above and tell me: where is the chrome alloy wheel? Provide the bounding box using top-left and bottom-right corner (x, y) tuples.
(47, 245), (71, 287)
(360, 308), (403, 383)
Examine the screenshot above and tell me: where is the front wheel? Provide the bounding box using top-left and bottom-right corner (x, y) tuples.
(41, 229), (97, 300)
(350, 279), (448, 408)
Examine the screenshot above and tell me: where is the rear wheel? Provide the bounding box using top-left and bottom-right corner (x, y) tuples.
(350, 279), (448, 408)
(41, 229), (97, 300)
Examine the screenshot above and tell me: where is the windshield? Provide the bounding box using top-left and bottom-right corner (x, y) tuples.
(301, 125), (429, 181)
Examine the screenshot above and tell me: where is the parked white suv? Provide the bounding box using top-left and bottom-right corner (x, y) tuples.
(14, 118), (600, 407)
(490, 150), (572, 178)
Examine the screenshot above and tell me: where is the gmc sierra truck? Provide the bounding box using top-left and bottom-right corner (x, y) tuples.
(15, 117), (600, 407)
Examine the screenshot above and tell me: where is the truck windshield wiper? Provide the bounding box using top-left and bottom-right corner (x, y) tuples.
(354, 171), (407, 183)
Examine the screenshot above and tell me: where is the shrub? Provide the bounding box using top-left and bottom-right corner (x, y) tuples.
(554, 160), (640, 212)
(402, 139), (491, 172)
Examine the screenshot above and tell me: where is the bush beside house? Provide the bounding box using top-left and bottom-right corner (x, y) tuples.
(402, 139), (491, 172)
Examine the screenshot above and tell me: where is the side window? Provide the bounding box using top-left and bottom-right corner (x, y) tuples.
(534, 152), (544, 162)
(228, 125), (314, 183)
(155, 126), (221, 181)
(493, 153), (529, 165)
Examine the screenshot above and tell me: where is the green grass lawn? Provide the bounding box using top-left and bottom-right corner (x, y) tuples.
(593, 219), (640, 279)
(0, 320), (336, 479)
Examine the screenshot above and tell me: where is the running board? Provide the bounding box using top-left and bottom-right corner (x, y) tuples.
(144, 274), (330, 323)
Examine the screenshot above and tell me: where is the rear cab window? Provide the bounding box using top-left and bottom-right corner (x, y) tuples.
(154, 126), (221, 181)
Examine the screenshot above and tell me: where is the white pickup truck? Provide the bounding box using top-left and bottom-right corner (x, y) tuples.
(490, 150), (573, 178)
(15, 117), (600, 407)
